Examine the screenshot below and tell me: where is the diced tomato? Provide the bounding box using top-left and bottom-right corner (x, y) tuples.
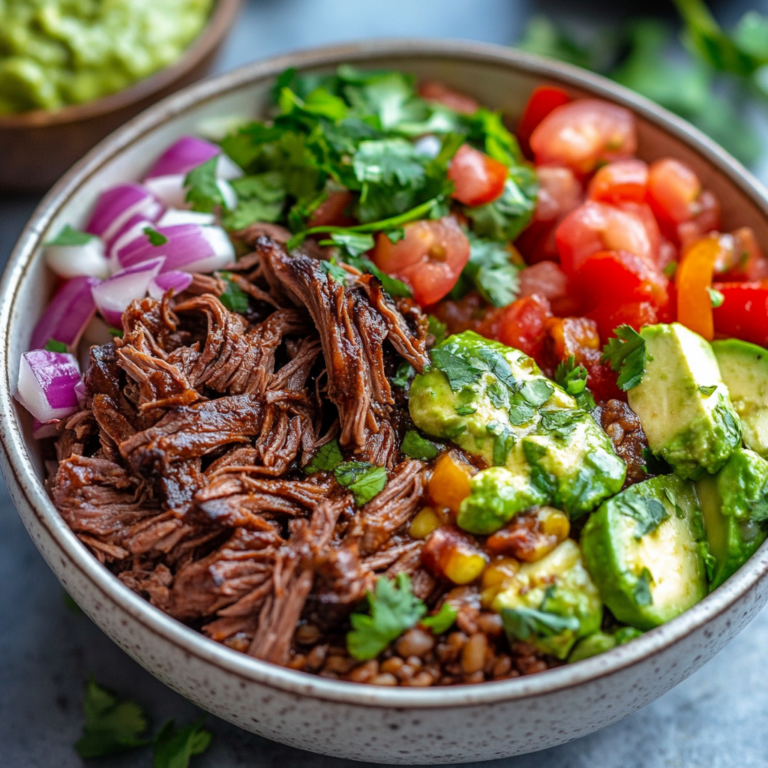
(587, 159), (648, 205)
(647, 158), (701, 227)
(530, 99), (637, 175)
(371, 217), (470, 307)
(448, 144), (508, 206)
(515, 166), (582, 264)
(587, 300), (660, 341)
(517, 85), (571, 152)
(574, 250), (669, 311)
(418, 81), (480, 115)
(677, 190), (722, 247)
(585, 359), (625, 403)
(518, 260), (581, 316)
(494, 294), (553, 359)
(617, 202), (661, 263)
(718, 227), (768, 281)
(544, 317), (601, 364)
(307, 190), (354, 228)
(555, 201), (658, 276)
(712, 281), (768, 346)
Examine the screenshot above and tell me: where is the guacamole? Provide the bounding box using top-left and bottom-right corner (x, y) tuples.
(0, 0), (214, 114)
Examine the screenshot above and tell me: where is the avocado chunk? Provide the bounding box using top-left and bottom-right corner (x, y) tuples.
(712, 339), (768, 459)
(581, 474), (709, 630)
(628, 323), (741, 479)
(696, 447), (768, 590)
(410, 331), (625, 528)
(567, 626), (644, 663)
(494, 539), (603, 660)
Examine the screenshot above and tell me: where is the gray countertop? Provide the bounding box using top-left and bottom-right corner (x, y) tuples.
(2, 2), (768, 765)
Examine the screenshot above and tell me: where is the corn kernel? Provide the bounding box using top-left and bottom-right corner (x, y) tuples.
(429, 454), (474, 513)
(538, 507), (570, 541)
(481, 557), (520, 591)
(410, 507), (442, 539)
(444, 550), (487, 585)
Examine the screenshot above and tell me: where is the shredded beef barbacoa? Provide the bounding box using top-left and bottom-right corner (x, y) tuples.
(50, 236), (611, 685)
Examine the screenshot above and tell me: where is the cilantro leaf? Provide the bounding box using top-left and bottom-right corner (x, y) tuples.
(153, 718), (212, 768)
(391, 362), (414, 388)
(347, 573), (426, 660)
(327, 231), (375, 256)
(699, 384), (718, 396)
(507, 396), (536, 426)
(520, 379), (554, 407)
(430, 346), (484, 391)
(450, 234), (520, 308)
(217, 272), (249, 314)
(335, 461), (388, 506)
(351, 256), (413, 298)
(539, 409), (579, 439)
(601, 325), (647, 391)
(555, 356), (597, 410)
(223, 171), (286, 230)
(421, 603), (458, 635)
(427, 314), (447, 346)
(463, 173), (538, 243)
(45, 338), (68, 353)
(633, 568), (654, 606)
(184, 157), (225, 213)
(501, 606), (580, 642)
(76, 679), (149, 758)
(143, 227), (168, 247)
(401, 430), (440, 461)
(304, 439), (344, 474)
(492, 427), (515, 466)
(320, 259), (350, 283)
(45, 224), (96, 247)
(108, 327), (124, 339)
(456, 404), (477, 415)
(707, 287), (725, 308)
(617, 496), (670, 539)
(353, 139), (426, 187)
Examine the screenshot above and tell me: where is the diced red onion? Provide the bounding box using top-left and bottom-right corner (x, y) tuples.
(144, 174), (187, 209)
(148, 270), (193, 299)
(32, 418), (61, 440)
(45, 237), (110, 279)
(114, 224), (234, 274)
(145, 135), (243, 180)
(15, 350), (82, 422)
(31, 276), (99, 351)
(157, 209), (216, 227)
(85, 183), (164, 248)
(91, 258), (164, 327)
(107, 219), (154, 273)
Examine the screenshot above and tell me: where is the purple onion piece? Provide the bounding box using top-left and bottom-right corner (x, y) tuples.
(15, 350), (82, 422)
(144, 136), (221, 179)
(91, 257), (164, 327)
(148, 271), (193, 300)
(31, 276), (99, 351)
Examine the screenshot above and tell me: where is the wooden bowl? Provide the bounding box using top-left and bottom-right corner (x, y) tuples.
(0, 0), (242, 192)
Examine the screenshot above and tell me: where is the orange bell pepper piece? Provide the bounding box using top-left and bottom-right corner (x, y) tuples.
(676, 235), (725, 340)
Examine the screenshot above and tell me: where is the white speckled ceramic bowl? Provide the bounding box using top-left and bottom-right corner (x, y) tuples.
(2, 40), (768, 765)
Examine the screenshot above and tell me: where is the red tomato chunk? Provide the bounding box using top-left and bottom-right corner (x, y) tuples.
(448, 144), (508, 207)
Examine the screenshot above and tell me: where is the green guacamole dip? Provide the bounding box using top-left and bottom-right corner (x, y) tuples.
(0, 0), (214, 114)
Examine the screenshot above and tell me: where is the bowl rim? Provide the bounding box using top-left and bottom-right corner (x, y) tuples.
(3, 37), (768, 710)
(0, 0), (243, 129)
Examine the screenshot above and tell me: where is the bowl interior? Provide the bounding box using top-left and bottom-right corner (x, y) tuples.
(4, 40), (768, 705)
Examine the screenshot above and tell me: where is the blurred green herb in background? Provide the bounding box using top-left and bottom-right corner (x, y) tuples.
(516, 0), (768, 167)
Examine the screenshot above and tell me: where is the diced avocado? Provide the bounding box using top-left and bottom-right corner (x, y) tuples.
(696, 447), (768, 590)
(410, 331), (625, 528)
(494, 539), (603, 660)
(712, 339), (768, 459)
(581, 474), (709, 630)
(567, 626), (644, 663)
(628, 323), (741, 480)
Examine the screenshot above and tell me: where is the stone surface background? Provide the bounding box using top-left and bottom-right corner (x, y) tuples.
(2, 1), (767, 765)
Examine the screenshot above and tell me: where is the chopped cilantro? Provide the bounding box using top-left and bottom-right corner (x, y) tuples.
(223, 171), (286, 230)
(320, 260), (350, 283)
(45, 338), (68, 353)
(520, 379), (554, 407)
(602, 325), (647, 391)
(325, 231), (376, 256)
(455, 404), (477, 415)
(153, 718), (212, 768)
(353, 138), (426, 187)
(616, 496), (670, 539)
(184, 157), (225, 213)
(347, 573), (426, 660)
(335, 461), (388, 506)
(421, 603), (458, 634)
(539, 409), (579, 439)
(347, 254), (413, 298)
(217, 272), (249, 314)
(501, 604), (580, 642)
(430, 345), (483, 391)
(463, 174), (538, 243)
(143, 227), (168, 246)
(76, 679), (149, 758)
(555, 356), (597, 410)
(427, 314), (447, 346)
(507, 395), (536, 426)
(392, 361), (414, 388)
(45, 224), (96, 247)
(492, 427), (515, 466)
(108, 327), (124, 339)
(487, 380), (510, 410)
(633, 568), (654, 606)
(450, 233), (520, 308)
(663, 261), (678, 278)
(707, 287), (725, 308)
(401, 430), (440, 461)
(304, 439), (344, 474)
(699, 384), (718, 396)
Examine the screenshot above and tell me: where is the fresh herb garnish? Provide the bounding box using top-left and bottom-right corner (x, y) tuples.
(699, 384), (718, 396)
(555, 356), (597, 410)
(45, 338), (68, 353)
(633, 568), (654, 606)
(449, 233), (520, 308)
(492, 426), (515, 466)
(392, 361), (414, 388)
(223, 171), (286, 230)
(430, 345), (484, 391)
(463, 174), (538, 243)
(520, 379), (554, 407)
(455, 404), (477, 416)
(427, 315), (447, 346)
(217, 272), (249, 313)
(421, 603), (459, 634)
(320, 259), (350, 283)
(347, 573), (426, 660)
(108, 327), (124, 339)
(304, 439), (344, 474)
(707, 287), (725, 308)
(501, 603), (580, 642)
(539, 409), (580, 439)
(76, 679), (149, 758)
(602, 325), (647, 391)
(153, 719), (212, 768)
(401, 430), (440, 461)
(507, 395), (536, 426)
(335, 461), (388, 506)
(616, 496), (670, 539)
(184, 156), (226, 213)
(45, 224), (96, 247)
(143, 227), (169, 246)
